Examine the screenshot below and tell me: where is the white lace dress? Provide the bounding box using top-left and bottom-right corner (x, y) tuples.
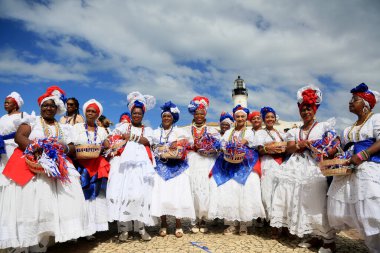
(106, 123), (157, 226)
(270, 121), (335, 240)
(72, 123), (109, 233)
(150, 126), (195, 219)
(208, 128), (265, 222)
(0, 116), (92, 249)
(183, 125), (220, 221)
(255, 129), (286, 219)
(327, 113), (380, 246)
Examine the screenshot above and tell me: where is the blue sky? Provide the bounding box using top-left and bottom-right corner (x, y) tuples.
(1, 0), (379, 129)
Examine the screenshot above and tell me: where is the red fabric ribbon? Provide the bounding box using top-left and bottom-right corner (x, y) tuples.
(3, 148), (35, 186)
(77, 156), (110, 178)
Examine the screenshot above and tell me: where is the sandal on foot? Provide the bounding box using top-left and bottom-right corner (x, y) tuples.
(159, 227), (167, 237)
(191, 225), (200, 233)
(118, 231), (129, 242)
(239, 224), (248, 236)
(175, 228), (184, 238)
(139, 229), (151, 241)
(223, 225), (238, 235)
(86, 235), (96, 241)
(199, 225), (208, 233)
(298, 237), (323, 248)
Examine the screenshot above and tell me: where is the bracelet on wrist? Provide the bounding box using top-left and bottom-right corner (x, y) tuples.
(361, 150), (369, 160)
(65, 144), (70, 154)
(263, 146), (268, 154)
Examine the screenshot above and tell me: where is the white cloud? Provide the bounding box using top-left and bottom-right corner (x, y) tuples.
(0, 0), (379, 124)
(0, 48), (88, 81)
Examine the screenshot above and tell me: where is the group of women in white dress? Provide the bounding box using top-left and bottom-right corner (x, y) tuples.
(0, 83), (379, 253)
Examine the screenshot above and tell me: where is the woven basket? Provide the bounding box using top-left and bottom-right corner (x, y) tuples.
(25, 157), (45, 174)
(319, 158), (352, 176)
(224, 151), (245, 164)
(265, 141), (287, 153)
(157, 145), (185, 160)
(197, 149), (217, 157)
(75, 144), (101, 159)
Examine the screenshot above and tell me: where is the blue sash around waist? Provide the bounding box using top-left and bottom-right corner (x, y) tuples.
(0, 132), (16, 155)
(211, 147), (259, 187)
(77, 165), (107, 200)
(155, 158), (189, 181)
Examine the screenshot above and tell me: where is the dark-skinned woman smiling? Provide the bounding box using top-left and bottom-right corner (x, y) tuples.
(1, 86), (91, 252)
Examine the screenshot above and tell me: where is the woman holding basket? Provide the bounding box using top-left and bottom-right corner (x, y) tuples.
(255, 107), (286, 236)
(270, 85), (335, 252)
(208, 105), (265, 236)
(1, 86), (91, 252)
(72, 99), (110, 240)
(185, 96), (220, 233)
(107, 91), (157, 241)
(151, 101), (195, 238)
(327, 83), (380, 253)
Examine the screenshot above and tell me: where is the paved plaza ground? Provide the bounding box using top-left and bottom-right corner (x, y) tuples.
(44, 219), (368, 253)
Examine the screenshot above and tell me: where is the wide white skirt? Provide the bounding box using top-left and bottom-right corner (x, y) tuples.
(151, 172), (195, 219)
(106, 142), (157, 226)
(270, 152), (334, 239)
(86, 192), (109, 233)
(208, 172), (265, 222)
(187, 151), (216, 220)
(0, 165), (92, 249)
(327, 161), (380, 237)
(260, 155), (281, 219)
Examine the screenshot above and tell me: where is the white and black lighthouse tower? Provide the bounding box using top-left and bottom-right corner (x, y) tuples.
(232, 75), (248, 107)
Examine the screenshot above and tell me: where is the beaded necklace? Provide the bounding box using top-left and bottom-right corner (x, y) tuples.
(299, 121), (318, 141)
(160, 125), (174, 144)
(191, 123), (207, 140)
(228, 126), (246, 143)
(40, 117), (63, 139)
(127, 123), (145, 138)
(265, 128), (284, 142)
(84, 122), (98, 144)
(347, 112), (373, 142)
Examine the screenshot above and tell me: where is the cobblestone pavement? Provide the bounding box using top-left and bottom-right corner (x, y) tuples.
(45, 219), (368, 253)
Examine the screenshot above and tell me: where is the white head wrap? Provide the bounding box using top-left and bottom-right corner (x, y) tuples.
(83, 99), (103, 119)
(7, 91), (24, 108)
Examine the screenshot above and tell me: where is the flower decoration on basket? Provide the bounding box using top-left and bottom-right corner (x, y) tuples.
(104, 134), (127, 157)
(24, 137), (69, 182)
(310, 130), (353, 176)
(310, 130), (341, 162)
(196, 133), (220, 157)
(155, 139), (190, 160)
(224, 141), (246, 164)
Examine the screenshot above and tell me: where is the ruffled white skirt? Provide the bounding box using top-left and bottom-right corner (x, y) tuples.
(270, 152), (334, 239)
(208, 172), (265, 222)
(0, 164), (92, 249)
(260, 155), (282, 219)
(327, 161), (380, 237)
(106, 142), (157, 226)
(187, 151), (216, 220)
(151, 172), (195, 219)
(86, 192), (109, 233)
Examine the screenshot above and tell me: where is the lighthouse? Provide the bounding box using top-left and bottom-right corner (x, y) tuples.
(232, 75), (248, 107)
